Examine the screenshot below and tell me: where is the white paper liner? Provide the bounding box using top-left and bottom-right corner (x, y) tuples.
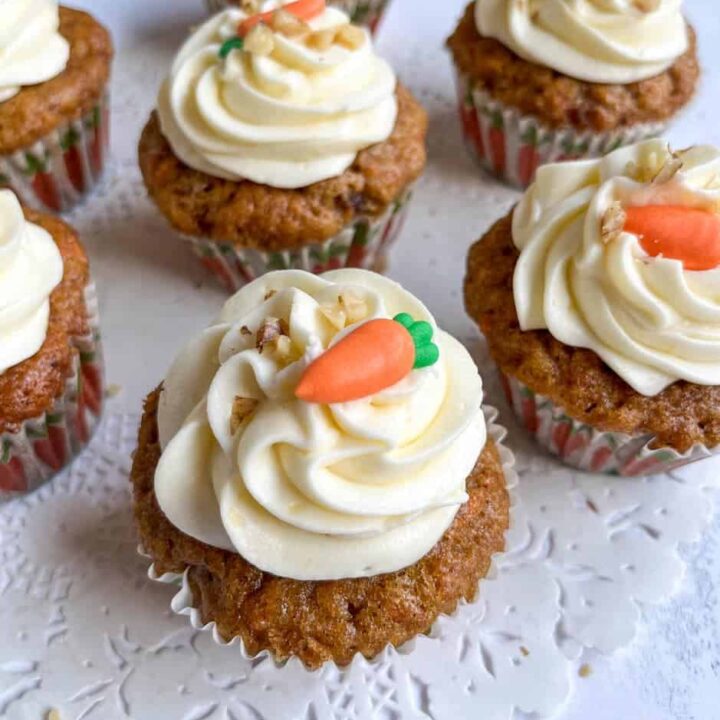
(142, 404), (519, 668)
(204, 0), (391, 33)
(501, 372), (718, 477)
(0, 282), (105, 502)
(182, 186), (413, 293)
(0, 91), (110, 214)
(453, 69), (667, 188)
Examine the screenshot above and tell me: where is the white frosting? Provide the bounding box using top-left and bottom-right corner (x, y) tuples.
(474, 0), (688, 84)
(0, 190), (63, 374)
(157, 3), (397, 188)
(155, 269), (487, 581)
(513, 139), (720, 396)
(0, 0), (70, 104)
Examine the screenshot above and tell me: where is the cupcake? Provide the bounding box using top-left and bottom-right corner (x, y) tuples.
(0, 2), (113, 213)
(0, 190), (104, 500)
(205, 0), (392, 36)
(131, 269), (511, 667)
(447, 0), (699, 188)
(139, 1), (426, 292)
(465, 139), (720, 476)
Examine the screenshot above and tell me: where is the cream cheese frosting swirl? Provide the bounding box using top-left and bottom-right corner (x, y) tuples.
(474, 0), (688, 84)
(513, 139), (720, 397)
(157, 3), (397, 188)
(155, 269), (487, 581)
(0, 190), (63, 374)
(0, 0), (70, 104)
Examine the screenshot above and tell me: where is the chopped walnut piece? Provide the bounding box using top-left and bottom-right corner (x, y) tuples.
(240, 325), (252, 336)
(244, 24), (275, 56)
(240, 0), (261, 12)
(231, 396), (259, 434)
(601, 201), (627, 244)
(307, 28), (337, 51)
(338, 293), (368, 324)
(652, 154), (683, 185)
(335, 24), (365, 50)
(256, 317), (289, 353)
(320, 303), (347, 330)
(633, 0), (660, 11)
(272, 9), (310, 38)
(273, 334), (294, 362)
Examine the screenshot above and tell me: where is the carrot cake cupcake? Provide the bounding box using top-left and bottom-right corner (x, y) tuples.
(139, 0), (426, 292)
(206, 0), (392, 36)
(0, 1), (113, 213)
(131, 269), (510, 667)
(447, 0), (699, 187)
(465, 139), (720, 476)
(0, 189), (104, 500)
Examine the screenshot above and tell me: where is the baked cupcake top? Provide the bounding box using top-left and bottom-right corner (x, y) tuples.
(0, 0), (70, 104)
(474, 0), (688, 83)
(512, 138), (720, 396)
(0, 189), (63, 375)
(155, 269), (486, 581)
(157, 0), (397, 188)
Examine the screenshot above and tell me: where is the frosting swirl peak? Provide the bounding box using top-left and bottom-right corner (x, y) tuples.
(155, 269), (486, 580)
(0, 190), (64, 374)
(0, 0), (70, 104)
(474, 0), (688, 84)
(157, 3), (398, 188)
(512, 139), (720, 396)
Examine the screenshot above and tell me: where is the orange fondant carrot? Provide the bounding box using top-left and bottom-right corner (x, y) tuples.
(239, 0), (326, 36)
(624, 205), (720, 271)
(295, 319), (416, 404)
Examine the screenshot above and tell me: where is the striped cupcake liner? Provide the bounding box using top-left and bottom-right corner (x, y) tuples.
(0, 91), (110, 214)
(0, 283), (104, 502)
(204, 0), (391, 33)
(183, 187), (413, 293)
(453, 70), (667, 189)
(500, 373), (717, 477)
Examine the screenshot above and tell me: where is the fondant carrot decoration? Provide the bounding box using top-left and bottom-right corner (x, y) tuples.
(295, 313), (439, 404)
(624, 205), (720, 271)
(239, 0), (326, 36)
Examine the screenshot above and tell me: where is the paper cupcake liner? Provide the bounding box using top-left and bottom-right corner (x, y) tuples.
(204, 0), (391, 34)
(0, 91), (110, 214)
(184, 186), (413, 293)
(500, 372), (717, 477)
(0, 283), (104, 502)
(453, 71), (667, 189)
(142, 404), (518, 668)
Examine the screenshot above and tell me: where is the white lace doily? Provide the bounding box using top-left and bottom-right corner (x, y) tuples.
(1, 395), (717, 720)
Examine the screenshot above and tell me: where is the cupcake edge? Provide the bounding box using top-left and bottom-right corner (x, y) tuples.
(135, 397), (515, 669)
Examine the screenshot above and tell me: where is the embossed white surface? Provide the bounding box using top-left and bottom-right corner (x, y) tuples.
(1, 0), (719, 718)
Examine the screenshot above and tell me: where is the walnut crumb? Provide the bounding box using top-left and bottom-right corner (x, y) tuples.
(335, 24), (365, 50)
(256, 317), (289, 353)
(272, 9), (310, 38)
(601, 201), (627, 244)
(231, 396), (259, 434)
(264, 289), (277, 301)
(244, 24), (275, 56)
(320, 304), (347, 330)
(307, 28), (337, 51)
(652, 154), (683, 184)
(520, 646), (530, 657)
(579, 663), (592, 678)
(240, 325), (252, 336)
(338, 293), (368, 324)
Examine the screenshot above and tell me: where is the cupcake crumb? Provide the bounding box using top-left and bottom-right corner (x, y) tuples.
(47, 710), (62, 720)
(579, 663), (592, 678)
(520, 646), (530, 656)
